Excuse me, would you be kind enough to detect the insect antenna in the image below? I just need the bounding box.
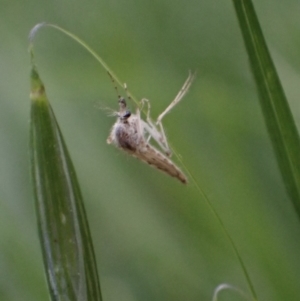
[107,71,122,100]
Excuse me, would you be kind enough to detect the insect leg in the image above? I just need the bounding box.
[140,98,154,142]
[151,71,195,156]
[156,71,196,124]
[139,98,172,155]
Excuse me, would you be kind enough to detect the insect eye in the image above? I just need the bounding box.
[122,111,131,119]
[118,110,131,120]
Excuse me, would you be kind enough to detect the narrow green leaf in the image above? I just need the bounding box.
[232,0,300,217]
[29,66,102,301]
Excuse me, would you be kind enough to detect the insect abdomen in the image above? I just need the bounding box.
[137,145,187,184]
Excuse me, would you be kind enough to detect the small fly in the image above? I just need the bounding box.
[107,71,195,184]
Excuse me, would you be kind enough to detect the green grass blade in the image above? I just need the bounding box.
[29,23,139,106]
[232,0,300,217]
[29,66,102,301]
[28,24,258,300]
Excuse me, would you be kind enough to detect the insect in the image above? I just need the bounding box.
[107,71,195,184]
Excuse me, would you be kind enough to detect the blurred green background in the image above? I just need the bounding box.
[1,0,300,300]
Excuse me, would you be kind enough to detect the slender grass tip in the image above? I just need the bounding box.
[29,22,47,43]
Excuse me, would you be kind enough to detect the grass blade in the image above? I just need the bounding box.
[232,0,300,217]
[29,65,102,301]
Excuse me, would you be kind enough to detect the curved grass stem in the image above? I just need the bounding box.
[29,23,258,301]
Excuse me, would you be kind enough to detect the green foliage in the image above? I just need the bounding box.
[233,0,300,218]
[1,1,300,301]
[30,66,102,301]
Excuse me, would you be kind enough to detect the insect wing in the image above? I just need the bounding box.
[136,145,187,184]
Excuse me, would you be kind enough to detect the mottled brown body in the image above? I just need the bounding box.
[107,101,187,184]
[107,72,195,184]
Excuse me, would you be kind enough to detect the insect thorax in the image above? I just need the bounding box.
[113,115,145,152]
